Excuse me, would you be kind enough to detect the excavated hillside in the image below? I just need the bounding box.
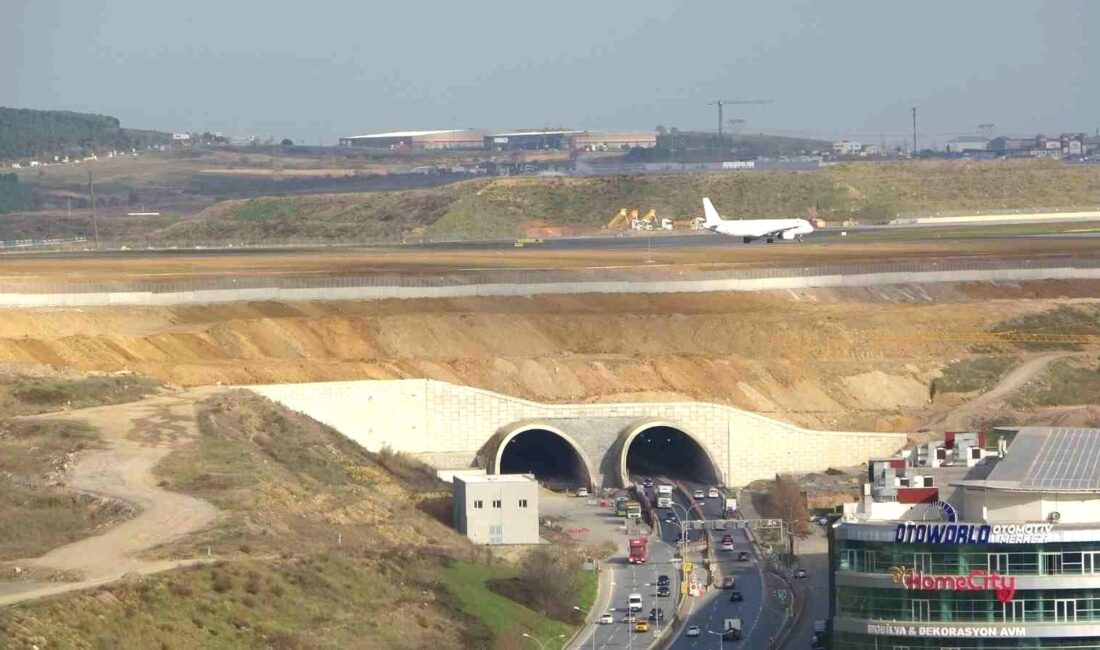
[0,281,1096,432]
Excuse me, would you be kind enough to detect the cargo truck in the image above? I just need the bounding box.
[722,618,742,641]
[657,484,673,497]
[615,496,630,517]
[626,502,642,521]
[628,537,649,564]
[656,496,673,509]
[724,498,738,517]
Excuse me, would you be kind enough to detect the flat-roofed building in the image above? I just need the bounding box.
[338,129,484,150]
[453,473,539,545]
[830,427,1100,649]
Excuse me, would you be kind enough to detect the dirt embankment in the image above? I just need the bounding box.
[0,284,1093,431]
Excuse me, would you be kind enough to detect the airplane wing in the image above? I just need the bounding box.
[760,224,804,238]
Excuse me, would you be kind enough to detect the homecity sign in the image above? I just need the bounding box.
[891,566,1017,603]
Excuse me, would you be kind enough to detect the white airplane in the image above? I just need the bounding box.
[702,197,814,243]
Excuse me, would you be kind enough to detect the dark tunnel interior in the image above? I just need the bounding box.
[498,429,590,489]
[624,426,719,485]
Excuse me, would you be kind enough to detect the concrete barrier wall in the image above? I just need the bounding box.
[2,265,1099,308]
[248,379,906,487]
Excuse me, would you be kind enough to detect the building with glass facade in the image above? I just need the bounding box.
[829,427,1100,649]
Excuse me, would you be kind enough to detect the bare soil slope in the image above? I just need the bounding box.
[0,283,1094,431]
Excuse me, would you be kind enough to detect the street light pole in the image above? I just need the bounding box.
[572,605,595,650]
[707,629,723,650]
[521,632,565,650]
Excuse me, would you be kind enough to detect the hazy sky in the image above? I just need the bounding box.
[3,0,1096,146]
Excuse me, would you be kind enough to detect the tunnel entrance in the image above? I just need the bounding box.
[497,428,591,490]
[623,425,720,486]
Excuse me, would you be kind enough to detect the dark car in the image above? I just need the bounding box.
[648,608,665,621]
[657,586,671,597]
[729,590,743,602]
[737,551,751,562]
[643,478,653,488]
[657,575,671,587]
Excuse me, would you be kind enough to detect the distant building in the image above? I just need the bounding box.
[338,129,483,150]
[453,474,539,545]
[171,133,191,145]
[570,131,657,151]
[832,140,862,156]
[485,130,582,151]
[944,136,988,153]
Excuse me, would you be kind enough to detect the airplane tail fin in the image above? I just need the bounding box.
[702,198,723,227]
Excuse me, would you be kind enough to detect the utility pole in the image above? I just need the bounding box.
[911,106,918,153]
[87,170,100,250]
[707,99,772,160]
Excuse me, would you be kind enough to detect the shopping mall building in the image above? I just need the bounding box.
[829,427,1100,649]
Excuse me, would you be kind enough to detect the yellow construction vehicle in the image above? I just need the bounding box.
[607,208,631,230]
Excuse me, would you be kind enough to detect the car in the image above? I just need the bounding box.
[737,551,751,562]
[576,487,588,497]
[657,586,671,597]
[664,513,676,523]
[643,478,653,488]
[729,590,743,602]
[722,576,736,589]
[721,534,734,545]
[657,575,671,587]
[708,487,720,498]
[693,489,705,499]
[818,516,830,526]
[634,620,650,633]
[648,608,665,621]
[599,612,614,624]
[794,568,809,579]
[685,625,701,637]
[621,613,637,623]
[719,540,735,552]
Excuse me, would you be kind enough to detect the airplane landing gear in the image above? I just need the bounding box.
[743,236,752,244]
[765,237,774,244]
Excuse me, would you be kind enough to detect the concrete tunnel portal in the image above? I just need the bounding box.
[621,423,721,487]
[496,425,593,490]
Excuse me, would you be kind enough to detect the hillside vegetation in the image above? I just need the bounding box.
[0,107,127,160]
[1,391,577,649]
[146,160,1100,244]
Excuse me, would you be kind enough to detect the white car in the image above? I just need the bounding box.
[576,487,588,497]
[599,613,614,625]
[693,489,705,499]
[720,541,735,552]
[708,487,720,498]
[686,625,701,637]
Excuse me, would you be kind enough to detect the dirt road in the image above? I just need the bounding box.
[927,353,1074,431]
[0,389,222,607]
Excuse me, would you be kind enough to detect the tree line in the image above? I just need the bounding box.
[0,106,153,160]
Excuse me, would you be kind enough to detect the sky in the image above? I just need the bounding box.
[2,0,1096,146]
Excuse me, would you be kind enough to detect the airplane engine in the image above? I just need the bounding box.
[781,231,796,240]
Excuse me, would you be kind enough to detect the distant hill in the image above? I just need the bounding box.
[0,106,167,160]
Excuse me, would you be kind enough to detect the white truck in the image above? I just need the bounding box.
[657,484,672,497]
[724,498,738,517]
[722,618,742,640]
[628,593,644,612]
[657,495,673,509]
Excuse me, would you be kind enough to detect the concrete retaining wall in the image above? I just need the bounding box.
[2,266,1099,307]
[248,379,906,487]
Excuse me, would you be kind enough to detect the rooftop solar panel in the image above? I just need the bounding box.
[1019,428,1100,491]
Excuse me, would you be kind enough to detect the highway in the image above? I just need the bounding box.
[661,483,786,650]
[574,482,683,650]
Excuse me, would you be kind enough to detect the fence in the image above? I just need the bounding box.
[0,256,1098,307]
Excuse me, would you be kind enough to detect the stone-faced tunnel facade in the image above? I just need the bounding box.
[248,379,907,488]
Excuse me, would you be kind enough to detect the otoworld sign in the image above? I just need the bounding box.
[893,522,1054,545]
[891,566,1017,604]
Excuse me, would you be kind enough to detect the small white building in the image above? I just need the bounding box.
[453,474,540,545]
[945,136,989,153]
[832,140,863,155]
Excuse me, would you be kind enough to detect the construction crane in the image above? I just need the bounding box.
[707,99,773,153]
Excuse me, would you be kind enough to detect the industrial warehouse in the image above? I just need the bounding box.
[338,128,656,151]
[829,427,1100,649]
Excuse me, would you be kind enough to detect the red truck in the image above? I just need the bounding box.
[628,537,649,564]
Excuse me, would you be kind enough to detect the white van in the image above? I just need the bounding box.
[628,593,643,612]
